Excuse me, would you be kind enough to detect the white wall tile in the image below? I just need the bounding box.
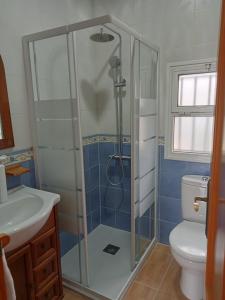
[93,0,221,137]
[0,0,221,148]
[10,113,32,150]
[0,0,93,151]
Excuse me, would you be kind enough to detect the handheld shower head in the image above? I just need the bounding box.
[109,56,121,69]
[109,56,121,83]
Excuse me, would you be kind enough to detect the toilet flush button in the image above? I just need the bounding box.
[202,176,208,181]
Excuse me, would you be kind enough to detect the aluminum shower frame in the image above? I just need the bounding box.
[22,14,159,300]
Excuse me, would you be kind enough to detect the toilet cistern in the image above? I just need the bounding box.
[193,178,210,212]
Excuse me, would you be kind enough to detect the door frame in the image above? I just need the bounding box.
[206,0,225,298]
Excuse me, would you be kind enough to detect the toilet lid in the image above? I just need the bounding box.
[169,221,207,263]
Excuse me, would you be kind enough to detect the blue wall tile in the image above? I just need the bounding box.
[138,216,150,238]
[101,206,116,227]
[59,231,78,256]
[92,209,101,230]
[99,142,115,165]
[122,144,131,156]
[6,159,36,190]
[7,176,20,190]
[116,211,131,231]
[85,165,99,192]
[159,220,177,245]
[159,196,182,224]
[82,139,132,234]
[83,145,89,171]
[89,143,99,168]
[86,187,100,214]
[100,186,129,210]
[159,145,210,199]
[87,214,92,233]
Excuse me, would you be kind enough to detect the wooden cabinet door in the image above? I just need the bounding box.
[7,245,35,300]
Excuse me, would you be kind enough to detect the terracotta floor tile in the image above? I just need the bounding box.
[63,288,90,300]
[135,244,172,289]
[123,282,157,300]
[158,259,188,300]
[156,291,188,300]
[149,243,172,261]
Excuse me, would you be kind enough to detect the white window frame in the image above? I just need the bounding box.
[165,58,217,163]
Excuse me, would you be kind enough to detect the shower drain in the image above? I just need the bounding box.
[103,244,120,255]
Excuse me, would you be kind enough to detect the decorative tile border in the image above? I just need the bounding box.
[158,136,165,145]
[83,135,164,146]
[83,134,131,146]
[0,149,33,166]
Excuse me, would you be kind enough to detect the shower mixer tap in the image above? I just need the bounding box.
[114,78,126,88]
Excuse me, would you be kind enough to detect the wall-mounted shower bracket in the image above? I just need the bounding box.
[114,78,126,88]
[108,154,131,160]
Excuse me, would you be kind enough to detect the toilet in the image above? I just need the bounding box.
[169,175,209,300]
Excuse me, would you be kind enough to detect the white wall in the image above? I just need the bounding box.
[0,0,221,151]
[75,25,132,138]
[92,0,221,136]
[0,0,93,151]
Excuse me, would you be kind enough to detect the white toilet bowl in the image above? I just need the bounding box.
[170,220,207,300]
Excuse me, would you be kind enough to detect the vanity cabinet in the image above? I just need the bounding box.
[6,207,63,300]
[7,245,34,300]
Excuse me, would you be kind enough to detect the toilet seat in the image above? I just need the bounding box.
[169,220,207,263]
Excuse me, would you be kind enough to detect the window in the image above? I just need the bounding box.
[165,59,217,163]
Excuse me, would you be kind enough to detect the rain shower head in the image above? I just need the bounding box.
[90,28,114,42]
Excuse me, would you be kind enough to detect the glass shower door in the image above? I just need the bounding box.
[131,39,158,264]
[28,33,89,285]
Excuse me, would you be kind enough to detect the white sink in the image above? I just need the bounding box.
[0,185,60,252]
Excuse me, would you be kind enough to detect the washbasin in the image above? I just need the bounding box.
[0,185,60,252]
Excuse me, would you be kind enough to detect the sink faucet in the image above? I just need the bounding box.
[0,164,8,203]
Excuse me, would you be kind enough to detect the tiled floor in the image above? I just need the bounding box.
[63,244,188,300]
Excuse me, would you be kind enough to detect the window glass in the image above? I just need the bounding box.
[178,72,217,107]
[173,116,214,153]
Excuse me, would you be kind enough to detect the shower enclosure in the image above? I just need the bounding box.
[23,15,159,300]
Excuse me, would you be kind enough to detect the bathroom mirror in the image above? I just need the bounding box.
[0,55,14,149]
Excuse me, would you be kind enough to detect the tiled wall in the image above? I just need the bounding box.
[0,148,36,190]
[158,144,210,244]
[83,136,131,233]
[60,136,131,256]
[7,159,36,190]
[92,0,221,137]
[0,0,94,152]
[99,142,131,231]
[84,142,101,233]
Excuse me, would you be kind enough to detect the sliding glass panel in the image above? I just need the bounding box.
[28,34,87,284]
[132,40,158,263]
